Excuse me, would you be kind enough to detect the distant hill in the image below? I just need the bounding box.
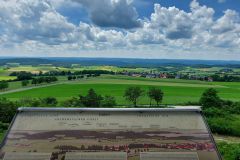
[0,58,57,66]
[0,57,239,67]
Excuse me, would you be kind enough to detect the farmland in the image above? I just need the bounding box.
[0,60,240,160]
[0,76,16,81]
[0,75,240,105]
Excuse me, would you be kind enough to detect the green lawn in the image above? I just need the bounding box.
[1,75,239,105]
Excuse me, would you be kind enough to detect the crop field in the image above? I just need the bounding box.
[6,65,70,74]
[0,76,16,81]
[0,75,240,105]
[2,65,153,74]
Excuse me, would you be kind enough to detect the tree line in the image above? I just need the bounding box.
[0,76,58,90]
[9,70,115,80]
[31,76,58,86]
[211,74,240,82]
[67,74,100,81]
[65,87,164,108]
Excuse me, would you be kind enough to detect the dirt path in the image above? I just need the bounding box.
[0,82,66,95]
[214,134,240,143]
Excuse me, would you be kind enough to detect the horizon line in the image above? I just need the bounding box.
[0,56,240,62]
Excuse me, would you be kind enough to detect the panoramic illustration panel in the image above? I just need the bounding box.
[0,111,220,160]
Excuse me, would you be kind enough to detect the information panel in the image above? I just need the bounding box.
[0,108,221,160]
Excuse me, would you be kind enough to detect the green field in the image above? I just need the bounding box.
[1,75,239,105]
[0,76,16,81]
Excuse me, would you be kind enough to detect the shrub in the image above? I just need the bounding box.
[0,98,18,123]
[0,81,9,90]
[61,97,83,107]
[208,117,234,135]
[102,95,116,108]
[0,122,9,132]
[203,107,230,118]
[21,80,29,87]
[229,102,240,114]
[40,97,58,107]
[218,142,240,160]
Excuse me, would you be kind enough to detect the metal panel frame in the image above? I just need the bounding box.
[201,112,223,160]
[0,112,18,150]
[17,107,201,112]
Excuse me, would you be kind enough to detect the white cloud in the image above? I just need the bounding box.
[0,0,76,45]
[212,9,240,33]
[150,4,193,39]
[0,0,239,60]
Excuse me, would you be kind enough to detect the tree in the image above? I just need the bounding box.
[199,88,222,109]
[148,87,164,106]
[39,71,43,76]
[79,88,103,107]
[0,81,9,90]
[14,71,33,81]
[72,76,77,80]
[68,76,73,81]
[21,80,29,87]
[77,75,84,79]
[32,78,38,86]
[124,86,144,107]
[102,95,116,108]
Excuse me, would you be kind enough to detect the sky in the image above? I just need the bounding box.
[0,0,240,60]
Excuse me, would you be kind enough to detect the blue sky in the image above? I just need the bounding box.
[0,0,240,60]
[135,0,240,17]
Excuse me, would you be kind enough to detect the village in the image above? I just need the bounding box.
[119,70,215,82]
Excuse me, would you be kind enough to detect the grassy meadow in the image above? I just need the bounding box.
[0,75,240,105]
